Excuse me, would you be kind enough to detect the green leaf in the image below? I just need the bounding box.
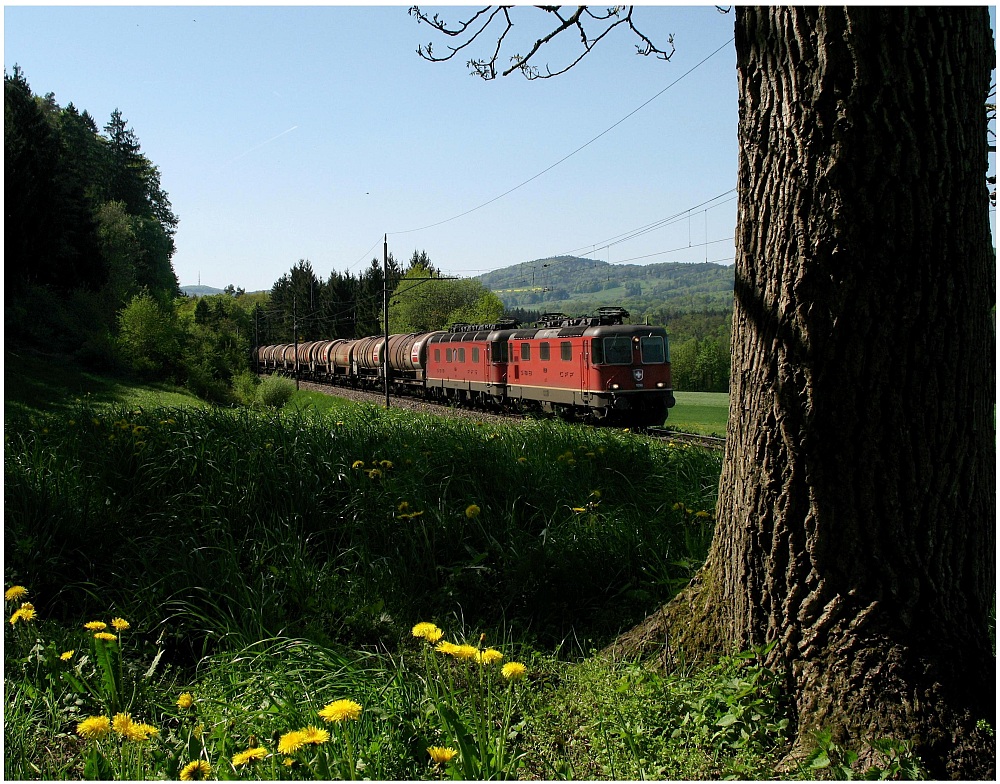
[83,749,113,780]
[438,704,480,780]
[92,637,120,713]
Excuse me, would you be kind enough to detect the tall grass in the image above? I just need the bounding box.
[5,401,721,659]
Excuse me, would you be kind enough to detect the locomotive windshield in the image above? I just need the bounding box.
[600,335,633,365]
[640,336,667,363]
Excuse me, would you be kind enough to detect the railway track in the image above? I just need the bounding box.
[644,427,727,450]
[288,376,727,449]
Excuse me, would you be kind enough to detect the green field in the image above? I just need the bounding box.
[4,351,205,418]
[667,390,730,436]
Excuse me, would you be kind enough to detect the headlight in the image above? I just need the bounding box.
[656,382,665,388]
[611,383,620,390]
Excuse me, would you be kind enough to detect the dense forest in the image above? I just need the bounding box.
[6,68,731,397]
[5,66,178,358]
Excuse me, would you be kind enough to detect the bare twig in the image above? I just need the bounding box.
[410,5,674,81]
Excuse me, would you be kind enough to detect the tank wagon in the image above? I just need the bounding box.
[255,307,675,427]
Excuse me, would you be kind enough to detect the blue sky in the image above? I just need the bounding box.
[5,5,995,292]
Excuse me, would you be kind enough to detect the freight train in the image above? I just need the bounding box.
[254,307,675,427]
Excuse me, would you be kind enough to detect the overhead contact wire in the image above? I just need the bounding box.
[387,36,735,237]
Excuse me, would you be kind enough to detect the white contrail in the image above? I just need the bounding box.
[226,125,299,164]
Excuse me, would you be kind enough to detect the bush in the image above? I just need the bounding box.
[116,293,181,378]
[255,374,296,408]
[231,370,259,406]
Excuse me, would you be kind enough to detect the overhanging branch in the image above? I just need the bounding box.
[410,5,674,81]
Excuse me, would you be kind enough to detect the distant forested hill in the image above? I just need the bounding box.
[476,256,734,321]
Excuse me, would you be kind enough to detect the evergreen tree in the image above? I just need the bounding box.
[4,66,105,298]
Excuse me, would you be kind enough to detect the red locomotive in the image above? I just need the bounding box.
[254,307,675,427]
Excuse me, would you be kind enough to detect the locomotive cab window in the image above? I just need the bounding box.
[640,336,666,364]
[520,343,531,361]
[457,347,466,363]
[472,347,480,363]
[539,342,550,361]
[434,349,441,363]
[560,341,572,361]
[601,335,633,365]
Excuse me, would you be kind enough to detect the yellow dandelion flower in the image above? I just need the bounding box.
[283,758,296,767]
[128,723,159,742]
[571,506,587,513]
[300,725,330,744]
[435,640,461,656]
[351,460,365,469]
[367,468,382,480]
[318,699,363,723]
[398,501,410,513]
[695,510,712,519]
[110,617,130,631]
[477,648,504,665]
[5,585,28,602]
[278,730,307,754]
[60,650,75,661]
[111,713,135,737]
[411,622,444,642]
[427,746,458,764]
[94,631,117,642]
[232,746,268,766]
[177,692,195,710]
[465,504,481,519]
[501,662,528,681]
[76,715,111,739]
[179,760,211,781]
[84,621,107,631]
[452,644,480,660]
[517,456,528,463]
[380,459,393,469]
[10,604,35,624]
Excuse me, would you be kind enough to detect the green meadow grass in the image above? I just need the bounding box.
[4,368,859,780]
[4,351,205,418]
[667,391,730,436]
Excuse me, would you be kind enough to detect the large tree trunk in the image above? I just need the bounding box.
[611,7,995,778]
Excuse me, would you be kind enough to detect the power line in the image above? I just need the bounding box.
[387,36,735,237]
[557,190,736,258]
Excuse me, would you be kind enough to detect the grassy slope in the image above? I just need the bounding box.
[1,361,812,782]
[4,351,205,418]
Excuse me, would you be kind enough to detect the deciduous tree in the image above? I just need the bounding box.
[412,6,995,777]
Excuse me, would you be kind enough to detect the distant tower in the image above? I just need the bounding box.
[198,272,201,286]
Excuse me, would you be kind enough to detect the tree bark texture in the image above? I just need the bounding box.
[614,7,995,778]
[724,7,995,776]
